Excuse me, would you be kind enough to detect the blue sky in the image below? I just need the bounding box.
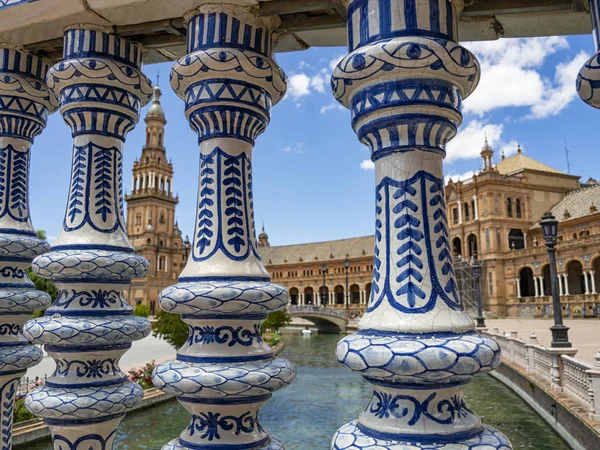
[30,35,599,246]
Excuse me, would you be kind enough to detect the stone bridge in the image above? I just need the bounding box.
[288,306,349,333]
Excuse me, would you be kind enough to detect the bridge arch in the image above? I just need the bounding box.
[288,306,348,333]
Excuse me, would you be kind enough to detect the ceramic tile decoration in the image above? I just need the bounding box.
[330,1,513,448]
[151,5,294,449]
[21,28,153,449]
[0,45,56,449]
[578,0,600,108]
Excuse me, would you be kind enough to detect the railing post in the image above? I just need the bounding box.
[526,333,539,373]
[151,5,294,449]
[586,350,600,421]
[0,45,57,449]
[22,27,153,448]
[331,1,512,448]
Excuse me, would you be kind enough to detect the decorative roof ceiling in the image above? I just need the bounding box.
[259,235,373,265]
[0,0,594,64]
[495,150,566,175]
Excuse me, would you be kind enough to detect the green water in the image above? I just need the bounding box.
[26,334,570,449]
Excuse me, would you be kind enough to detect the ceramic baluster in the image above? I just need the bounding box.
[22,28,153,449]
[578,0,600,108]
[330,1,513,449]
[151,5,295,449]
[0,46,57,449]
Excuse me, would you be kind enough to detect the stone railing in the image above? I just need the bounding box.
[483,328,600,421]
[288,305,348,319]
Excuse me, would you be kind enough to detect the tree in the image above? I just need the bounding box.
[29,230,57,317]
[153,310,189,349]
[261,310,291,333]
[134,304,150,318]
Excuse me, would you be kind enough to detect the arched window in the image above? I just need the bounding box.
[519,267,535,297]
[159,214,165,224]
[289,288,299,305]
[158,157,161,164]
[508,229,525,250]
[467,234,478,258]
[146,238,151,245]
[334,285,345,305]
[350,284,360,304]
[452,237,462,258]
[566,260,585,295]
[303,287,314,305]
[515,199,522,218]
[506,198,513,218]
[464,203,470,221]
[471,199,476,219]
[542,265,552,296]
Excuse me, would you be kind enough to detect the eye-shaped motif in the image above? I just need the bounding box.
[391,42,434,62]
[448,45,473,68]
[248,55,270,70]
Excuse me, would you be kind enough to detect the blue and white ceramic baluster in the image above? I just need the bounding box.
[22,28,153,449]
[330,1,513,449]
[0,46,57,449]
[152,5,294,449]
[578,0,600,108]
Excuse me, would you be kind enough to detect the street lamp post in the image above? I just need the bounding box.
[541,212,572,348]
[471,259,485,329]
[344,257,350,311]
[321,264,328,308]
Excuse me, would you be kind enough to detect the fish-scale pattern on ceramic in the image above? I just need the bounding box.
[0,234,50,260]
[32,250,149,280]
[332,422,512,450]
[25,381,143,419]
[0,344,43,372]
[159,281,288,314]
[163,436,285,450]
[23,316,150,346]
[153,358,295,397]
[0,289,51,314]
[337,333,500,383]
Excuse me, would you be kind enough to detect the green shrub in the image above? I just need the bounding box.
[134,304,151,318]
[14,397,35,423]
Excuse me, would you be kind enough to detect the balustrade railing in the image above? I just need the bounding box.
[482,329,600,421]
[288,305,348,319]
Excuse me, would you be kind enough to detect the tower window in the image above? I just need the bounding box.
[135,215,141,226]
[160,214,165,224]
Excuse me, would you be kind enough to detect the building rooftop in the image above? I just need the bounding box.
[548,183,600,223]
[495,149,566,176]
[259,235,374,265]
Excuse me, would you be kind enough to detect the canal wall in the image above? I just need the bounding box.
[13,387,175,448]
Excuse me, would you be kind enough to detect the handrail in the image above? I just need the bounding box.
[288,305,348,319]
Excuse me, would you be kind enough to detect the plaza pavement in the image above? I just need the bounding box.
[485,318,600,365]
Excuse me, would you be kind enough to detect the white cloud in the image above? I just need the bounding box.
[463,37,587,118]
[320,102,345,114]
[281,142,304,154]
[498,140,521,158]
[529,51,590,119]
[446,120,503,163]
[287,74,312,100]
[360,159,375,171]
[445,170,476,184]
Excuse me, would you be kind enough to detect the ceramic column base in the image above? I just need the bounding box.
[45,414,124,450]
[332,422,512,450]
[163,436,285,450]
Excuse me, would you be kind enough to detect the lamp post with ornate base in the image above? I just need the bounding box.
[330,1,512,449]
[540,212,572,348]
[344,257,349,311]
[322,263,328,307]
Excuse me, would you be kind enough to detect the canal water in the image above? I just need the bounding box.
[27,334,570,450]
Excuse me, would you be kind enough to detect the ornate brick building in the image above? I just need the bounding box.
[262,139,600,318]
[124,84,190,314]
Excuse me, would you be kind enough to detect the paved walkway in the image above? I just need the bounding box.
[25,334,176,381]
[485,319,600,365]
